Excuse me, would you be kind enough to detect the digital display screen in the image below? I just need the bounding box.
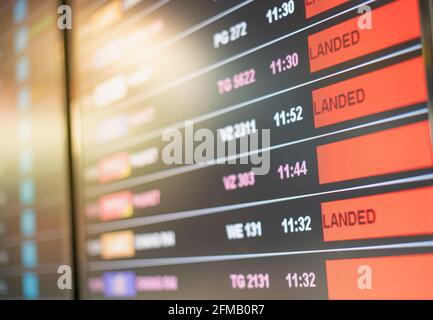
[0,0,73,299]
[0,0,431,301]
[69,0,433,299]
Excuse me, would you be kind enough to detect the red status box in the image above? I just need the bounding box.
[321,186,433,242]
[326,254,433,299]
[305,0,350,19]
[317,121,433,184]
[313,57,427,128]
[308,0,421,72]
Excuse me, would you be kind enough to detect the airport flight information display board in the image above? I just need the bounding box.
[72,0,433,299]
[0,0,73,299]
